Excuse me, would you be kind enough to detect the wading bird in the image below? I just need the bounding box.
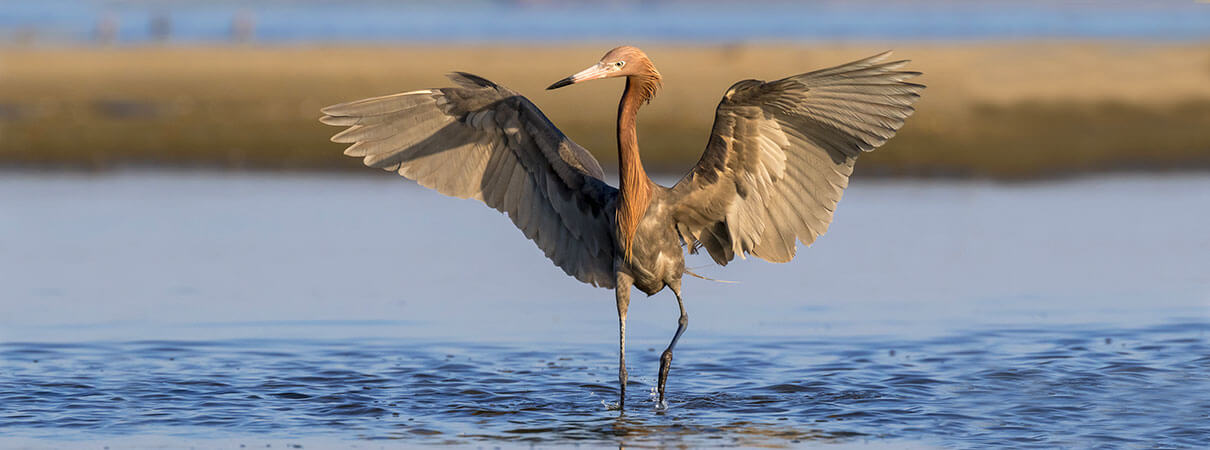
[320,47,923,409]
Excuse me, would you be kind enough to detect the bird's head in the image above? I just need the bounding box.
[547,46,661,90]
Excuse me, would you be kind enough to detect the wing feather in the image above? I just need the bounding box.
[670,52,922,265]
[321,74,617,288]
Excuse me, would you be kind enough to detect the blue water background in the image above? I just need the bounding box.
[3,0,1210,44]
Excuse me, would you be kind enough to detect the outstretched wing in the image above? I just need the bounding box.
[320,73,618,288]
[669,52,923,265]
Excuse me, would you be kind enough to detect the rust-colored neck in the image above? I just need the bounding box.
[616,76,655,262]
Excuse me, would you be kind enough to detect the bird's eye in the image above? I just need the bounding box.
[614,61,625,68]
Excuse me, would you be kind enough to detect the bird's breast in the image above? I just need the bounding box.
[615,198,685,296]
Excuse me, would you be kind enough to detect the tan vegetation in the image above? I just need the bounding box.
[1,43,1209,178]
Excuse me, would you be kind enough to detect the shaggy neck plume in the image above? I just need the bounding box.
[616,73,660,262]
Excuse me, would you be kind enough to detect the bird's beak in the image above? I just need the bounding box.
[547,63,610,90]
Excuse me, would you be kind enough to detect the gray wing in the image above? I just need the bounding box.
[320,73,618,288]
[669,52,923,265]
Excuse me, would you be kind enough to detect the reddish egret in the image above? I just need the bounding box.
[320,46,923,409]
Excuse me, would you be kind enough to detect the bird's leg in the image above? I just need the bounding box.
[657,290,688,408]
[615,275,632,410]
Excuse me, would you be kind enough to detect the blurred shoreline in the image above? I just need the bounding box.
[2,42,1209,179]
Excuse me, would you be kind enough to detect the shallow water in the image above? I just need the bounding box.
[3,323,1209,448]
[1,172,1208,447]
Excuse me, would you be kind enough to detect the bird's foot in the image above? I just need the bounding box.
[650,387,668,410]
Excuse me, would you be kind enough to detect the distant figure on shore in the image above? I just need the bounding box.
[95,12,118,45]
[150,12,171,43]
[232,9,256,44]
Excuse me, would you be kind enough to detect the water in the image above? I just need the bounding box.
[1,172,1208,447]
[6,0,1210,44]
[4,324,1209,448]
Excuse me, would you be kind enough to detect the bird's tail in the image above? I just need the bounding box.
[684,267,739,284]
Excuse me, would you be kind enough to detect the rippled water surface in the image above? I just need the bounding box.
[3,324,1209,448]
[2,173,1208,448]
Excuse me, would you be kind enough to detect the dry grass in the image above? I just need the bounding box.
[1,43,1209,178]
